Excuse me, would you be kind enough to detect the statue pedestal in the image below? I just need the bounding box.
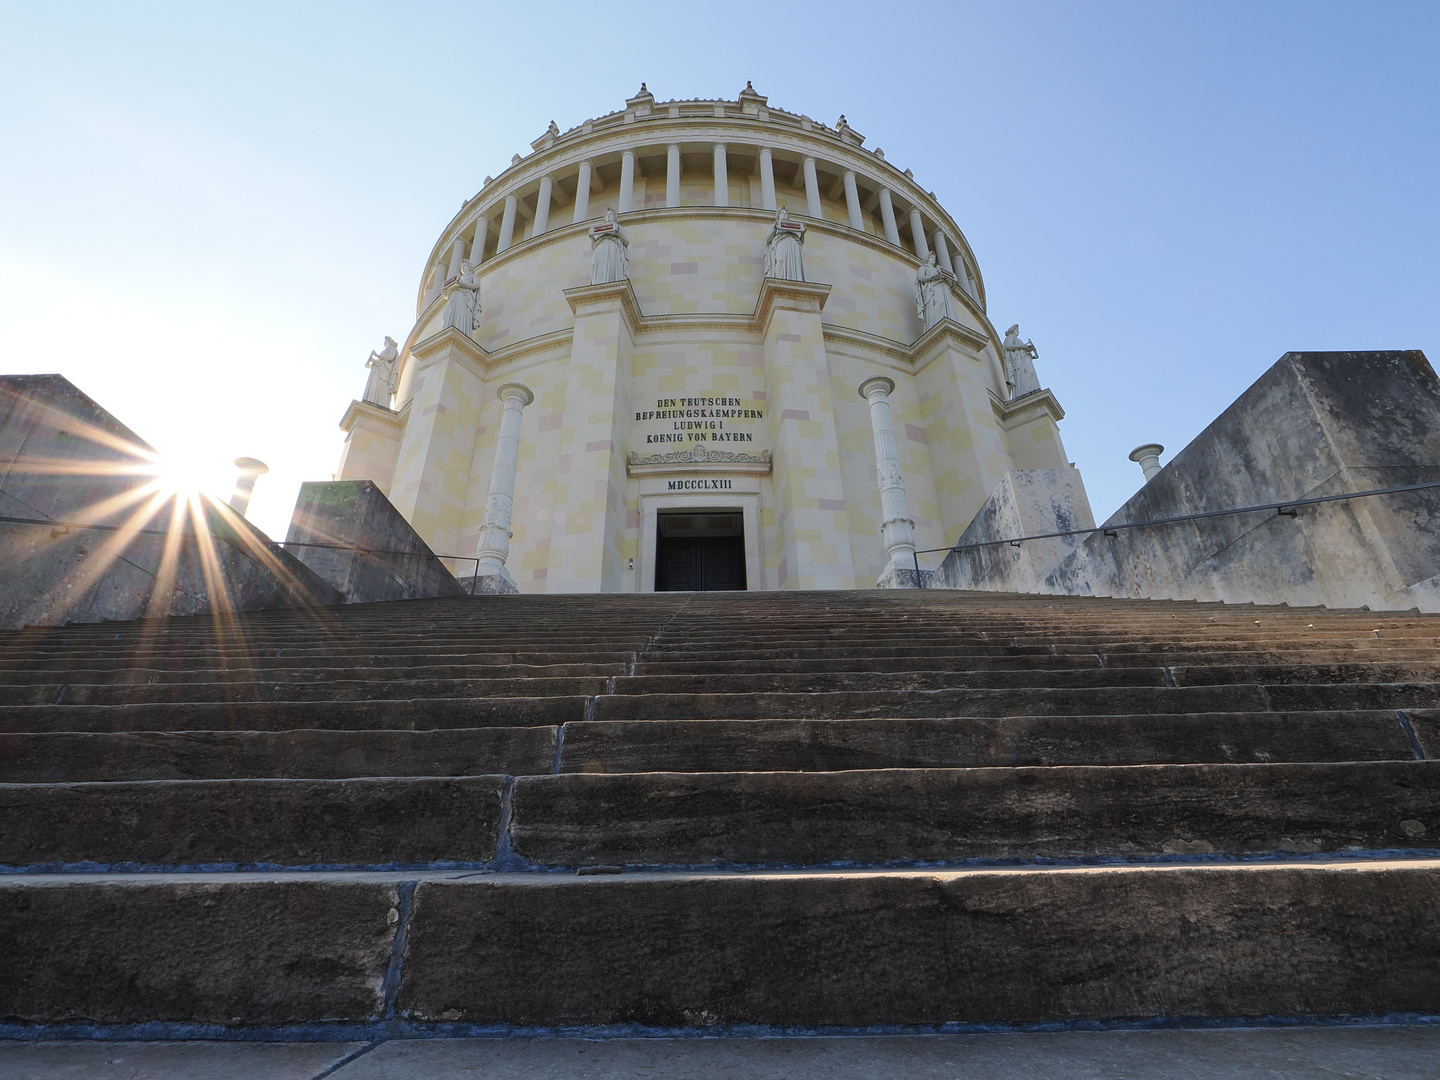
[876,563,934,590]
[465,570,519,595]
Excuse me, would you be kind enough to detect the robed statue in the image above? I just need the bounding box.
[1003,324,1042,400]
[763,206,806,281]
[363,336,400,409]
[440,260,481,335]
[589,208,630,284]
[915,253,956,330]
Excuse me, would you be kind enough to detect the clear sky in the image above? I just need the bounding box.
[3,1,1437,546]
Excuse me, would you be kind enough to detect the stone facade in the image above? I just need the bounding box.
[336,85,1084,591]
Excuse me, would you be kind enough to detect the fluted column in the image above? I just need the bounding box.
[573,161,593,223]
[908,208,930,260]
[932,231,954,274]
[877,188,900,245]
[858,376,917,583]
[424,262,446,305]
[496,195,518,253]
[666,144,681,207]
[713,143,728,207]
[471,216,489,266]
[446,237,466,279]
[1129,443,1165,482]
[533,175,554,236]
[475,382,536,584]
[802,156,822,218]
[618,149,636,213]
[842,170,863,230]
[759,147,776,211]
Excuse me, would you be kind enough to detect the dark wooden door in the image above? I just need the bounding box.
[655,535,747,591]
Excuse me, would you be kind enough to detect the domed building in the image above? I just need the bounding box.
[336,83,1089,593]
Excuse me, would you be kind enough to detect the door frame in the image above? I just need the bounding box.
[637,493,763,592]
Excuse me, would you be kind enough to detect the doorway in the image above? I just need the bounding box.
[654,511,747,591]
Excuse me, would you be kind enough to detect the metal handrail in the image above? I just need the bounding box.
[0,514,483,597]
[908,478,1440,588]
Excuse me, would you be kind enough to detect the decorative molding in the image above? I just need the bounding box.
[990,387,1066,426]
[340,398,409,437]
[753,277,832,331]
[563,279,645,327]
[627,445,773,477]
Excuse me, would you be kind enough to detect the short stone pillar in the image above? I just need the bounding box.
[474,382,535,593]
[858,376,921,587]
[229,457,269,519]
[1129,443,1165,482]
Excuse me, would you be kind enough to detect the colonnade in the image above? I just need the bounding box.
[422,139,980,308]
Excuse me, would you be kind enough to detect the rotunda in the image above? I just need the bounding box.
[336,83,1089,592]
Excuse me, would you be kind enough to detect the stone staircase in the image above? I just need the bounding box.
[1,590,1438,1034]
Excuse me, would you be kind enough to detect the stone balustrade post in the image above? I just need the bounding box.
[1129,443,1165,482]
[573,161,593,223]
[713,143,728,207]
[666,144,681,207]
[759,147,777,211]
[533,175,554,236]
[843,170,863,230]
[908,207,930,260]
[475,382,536,588]
[497,195,518,253]
[618,149,636,213]
[858,376,918,584]
[802,156,822,218]
[878,187,900,246]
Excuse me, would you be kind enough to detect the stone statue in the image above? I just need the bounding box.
[915,253,956,330]
[763,206,806,281]
[440,260,481,335]
[589,207,630,284]
[363,336,399,408]
[1003,324,1042,399]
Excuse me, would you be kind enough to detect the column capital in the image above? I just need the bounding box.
[802,154,817,166]
[843,167,857,179]
[713,141,727,150]
[667,143,681,152]
[496,382,535,408]
[858,375,896,401]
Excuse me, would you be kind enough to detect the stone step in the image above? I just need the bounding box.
[557,710,1429,772]
[5,762,1435,870]
[0,727,557,782]
[0,777,504,870]
[4,861,1438,1027]
[0,696,586,733]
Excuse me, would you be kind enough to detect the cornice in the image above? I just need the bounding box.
[564,279,645,327]
[989,387,1066,426]
[339,398,404,435]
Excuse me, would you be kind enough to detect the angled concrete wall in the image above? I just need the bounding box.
[0,375,341,629]
[285,480,466,603]
[938,351,1440,613]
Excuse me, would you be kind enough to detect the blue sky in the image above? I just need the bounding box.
[2,1,1437,545]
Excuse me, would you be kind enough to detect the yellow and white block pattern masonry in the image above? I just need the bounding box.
[335,84,1089,591]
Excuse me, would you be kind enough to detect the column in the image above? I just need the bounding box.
[533,175,554,236]
[446,236,466,279]
[713,143,728,207]
[496,195,518,253]
[908,208,930,260]
[1129,444,1165,482]
[931,232,954,274]
[842,170,863,230]
[573,160,593,223]
[802,156,822,218]
[858,376,918,584]
[471,216,489,266]
[618,149,636,213]
[759,147,776,211]
[878,187,900,245]
[228,457,268,518]
[475,382,535,586]
[424,263,446,305]
[666,144,681,207]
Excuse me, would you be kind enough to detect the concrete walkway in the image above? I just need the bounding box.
[3,1026,1439,1079]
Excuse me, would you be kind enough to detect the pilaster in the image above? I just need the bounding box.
[757,278,857,589]
[991,387,1072,472]
[337,399,406,496]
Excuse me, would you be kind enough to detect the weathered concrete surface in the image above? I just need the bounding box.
[937,467,1095,593]
[510,763,1439,867]
[333,1028,1440,1080]
[285,480,465,603]
[0,375,342,629]
[397,863,1440,1027]
[0,875,402,1025]
[0,776,504,868]
[938,351,1440,612]
[0,1040,365,1080]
